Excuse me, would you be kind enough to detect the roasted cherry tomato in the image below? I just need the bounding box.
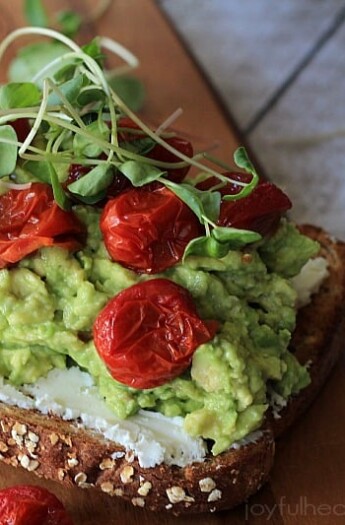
[218,181,292,236]
[197,172,292,236]
[118,118,193,182]
[10,118,31,143]
[0,485,74,525]
[100,184,201,274]
[0,183,83,268]
[94,278,218,389]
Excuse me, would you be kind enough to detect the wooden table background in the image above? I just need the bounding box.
[0,1,344,523]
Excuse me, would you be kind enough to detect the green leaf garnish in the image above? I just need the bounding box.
[57,10,82,38]
[119,161,165,187]
[183,227,261,261]
[0,82,41,109]
[24,0,48,27]
[9,42,68,83]
[183,236,229,260]
[48,163,70,210]
[212,227,261,247]
[223,147,259,201]
[73,120,110,158]
[68,164,114,198]
[47,75,84,106]
[0,126,18,177]
[234,146,256,175]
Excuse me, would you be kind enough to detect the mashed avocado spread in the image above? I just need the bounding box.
[0,206,319,455]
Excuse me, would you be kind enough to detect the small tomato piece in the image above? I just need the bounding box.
[218,181,292,236]
[100,184,201,273]
[0,183,83,268]
[0,485,73,525]
[94,278,218,389]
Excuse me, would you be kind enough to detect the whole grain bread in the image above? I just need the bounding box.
[0,225,343,515]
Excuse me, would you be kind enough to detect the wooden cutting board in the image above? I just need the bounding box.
[0,1,345,523]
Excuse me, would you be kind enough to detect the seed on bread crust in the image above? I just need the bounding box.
[199,477,216,493]
[207,489,222,502]
[13,422,27,436]
[100,481,114,494]
[120,465,134,484]
[99,458,115,470]
[49,433,59,445]
[138,481,152,497]
[75,472,87,486]
[132,497,145,507]
[166,486,195,504]
[0,441,8,453]
[67,457,79,468]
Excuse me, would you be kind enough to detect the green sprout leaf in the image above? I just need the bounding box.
[24,0,48,27]
[119,161,165,187]
[0,83,41,109]
[212,227,261,247]
[68,164,114,197]
[109,76,146,112]
[223,147,260,201]
[183,236,229,260]
[48,162,70,210]
[57,10,81,38]
[73,120,110,158]
[47,75,84,106]
[0,126,18,177]
[234,146,256,176]
[183,227,261,261]
[9,42,68,83]
[164,180,220,225]
[82,40,104,66]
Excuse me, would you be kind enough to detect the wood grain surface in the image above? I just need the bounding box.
[0,1,344,524]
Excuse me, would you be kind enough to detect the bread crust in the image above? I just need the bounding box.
[0,403,274,514]
[0,225,343,514]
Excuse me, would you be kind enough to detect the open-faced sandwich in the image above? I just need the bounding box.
[0,27,344,515]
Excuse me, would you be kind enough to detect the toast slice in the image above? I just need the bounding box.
[0,225,343,515]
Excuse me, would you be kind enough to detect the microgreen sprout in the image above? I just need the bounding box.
[0,26,262,259]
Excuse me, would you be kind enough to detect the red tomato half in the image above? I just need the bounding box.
[0,485,73,525]
[197,172,292,236]
[0,183,83,268]
[218,181,292,236]
[94,278,218,389]
[100,184,201,274]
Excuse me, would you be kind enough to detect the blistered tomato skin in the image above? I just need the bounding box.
[218,181,292,236]
[197,172,292,237]
[94,279,218,389]
[100,185,201,274]
[0,183,83,268]
[0,485,74,525]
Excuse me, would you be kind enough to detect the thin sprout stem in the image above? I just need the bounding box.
[109,86,233,180]
[46,79,85,129]
[19,79,50,156]
[0,27,81,67]
[100,37,139,69]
